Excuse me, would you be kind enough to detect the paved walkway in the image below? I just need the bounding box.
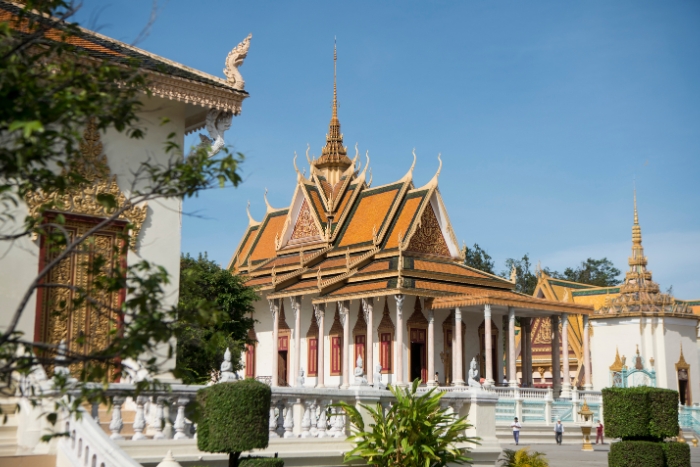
[499,443,700,466]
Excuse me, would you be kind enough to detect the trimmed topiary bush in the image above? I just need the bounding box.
[197,380,272,467]
[608,440,664,467]
[662,441,691,467]
[239,457,285,467]
[648,389,680,440]
[602,387,678,440]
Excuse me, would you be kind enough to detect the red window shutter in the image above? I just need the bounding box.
[331,336,342,375]
[245,343,255,378]
[380,333,392,372]
[308,338,318,376]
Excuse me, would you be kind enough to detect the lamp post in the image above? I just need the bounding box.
[578,400,594,452]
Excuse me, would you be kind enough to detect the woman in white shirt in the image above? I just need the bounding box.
[511,417,522,445]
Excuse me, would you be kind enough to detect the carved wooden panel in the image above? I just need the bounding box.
[290,199,320,240]
[407,205,450,257]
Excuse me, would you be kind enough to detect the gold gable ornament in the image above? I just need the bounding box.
[24,121,147,250]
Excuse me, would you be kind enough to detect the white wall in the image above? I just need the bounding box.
[0,96,185,371]
[590,316,699,395]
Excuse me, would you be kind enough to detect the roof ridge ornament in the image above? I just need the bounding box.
[246,200,258,225]
[264,188,276,212]
[224,33,252,90]
[306,144,313,165]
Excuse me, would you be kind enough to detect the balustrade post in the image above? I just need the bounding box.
[173,397,189,440]
[283,399,296,438]
[333,405,345,438]
[545,387,553,426]
[153,397,166,440]
[301,400,313,438]
[327,402,338,436]
[276,400,285,437]
[91,402,99,420]
[309,400,319,437]
[269,401,280,438]
[162,399,174,439]
[514,387,523,421]
[109,396,125,440]
[317,400,328,438]
[132,396,148,440]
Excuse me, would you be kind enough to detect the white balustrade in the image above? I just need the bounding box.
[58,407,141,467]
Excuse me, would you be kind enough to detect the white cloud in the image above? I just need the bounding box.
[537,230,700,299]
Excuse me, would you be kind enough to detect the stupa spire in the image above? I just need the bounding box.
[314,38,351,184]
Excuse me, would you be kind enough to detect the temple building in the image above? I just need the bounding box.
[228,47,594,391]
[526,194,700,401]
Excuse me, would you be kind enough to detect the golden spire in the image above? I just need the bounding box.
[315,38,351,178]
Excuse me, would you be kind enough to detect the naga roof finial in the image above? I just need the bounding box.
[224,33,252,90]
[246,200,258,225]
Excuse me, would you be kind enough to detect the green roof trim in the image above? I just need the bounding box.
[549,279,596,290]
[572,287,620,297]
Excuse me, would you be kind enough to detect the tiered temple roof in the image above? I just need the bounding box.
[228,48,600,316]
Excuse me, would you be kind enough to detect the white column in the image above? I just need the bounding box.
[508,307,517,388]
[427,308,436,387]
[395,294,406,387]
[270,299,280,387]
[522,318,531,387]
[551,315,561,397]
[362,298,374,386]
[583,314,592,390]
[453,307,465,386]
[561,313,572,398]
[497,315,505,386]
[291,296,302,387]
[484,304,494,387]
[339,300,350,389]
[525,319,533,387]
[314,304,325,388]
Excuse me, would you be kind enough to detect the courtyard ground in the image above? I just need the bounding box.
[499,443,700,466]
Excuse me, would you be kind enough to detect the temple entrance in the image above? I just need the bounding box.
[409,328,427,383]
[678,369,691,405]
[278,334,290,386]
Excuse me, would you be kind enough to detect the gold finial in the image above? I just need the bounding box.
[315,38,350,175]
[634,185,639,225]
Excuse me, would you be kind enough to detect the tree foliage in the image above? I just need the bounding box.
[176,253,256,384]
[463,243,495,274]
[502,254,538,295]
[548,257,621,287]
[339,379,478,467]
[0,0,246,436]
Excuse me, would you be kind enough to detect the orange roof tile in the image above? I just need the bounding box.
[412,260,491,279]
[234,225,259,269]
[245,276,273,287]
[308,189,328,224]
[358,260,391,274]
[334,184,356,221]
[327,280,390,297]
[249,212,288,263]
[337,186,401,247]
[385,195,423,249]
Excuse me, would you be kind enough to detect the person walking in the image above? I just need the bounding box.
[511,417,522,445]
[596,419,604,444]
[554,419,564,445]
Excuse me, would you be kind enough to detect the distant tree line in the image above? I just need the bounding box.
[462,243,622,295]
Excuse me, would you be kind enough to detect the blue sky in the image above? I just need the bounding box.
[76,1,700,297]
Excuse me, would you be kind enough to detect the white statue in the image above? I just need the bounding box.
[353,356,368,386]
[468,357,481,388]
[223,33,252,90]
[373,364,386,390]
[297,368,305,387]
[219,348,239,383]
[197,109,232,157]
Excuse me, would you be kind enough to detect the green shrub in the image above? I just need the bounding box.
[648,389,680,439]
[196,380,271,466]
[239,457,285,467]
[499,448,549,467]
[602,387,678,440]
[608,440,664,467]
[662,442,691,467]
[339,379,478,467]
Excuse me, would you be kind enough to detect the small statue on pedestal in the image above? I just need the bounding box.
[373,364,387,390]
[297,368,306,387]
[219,348,239,383]
[468,357,481,388]
[352,356,368,386]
